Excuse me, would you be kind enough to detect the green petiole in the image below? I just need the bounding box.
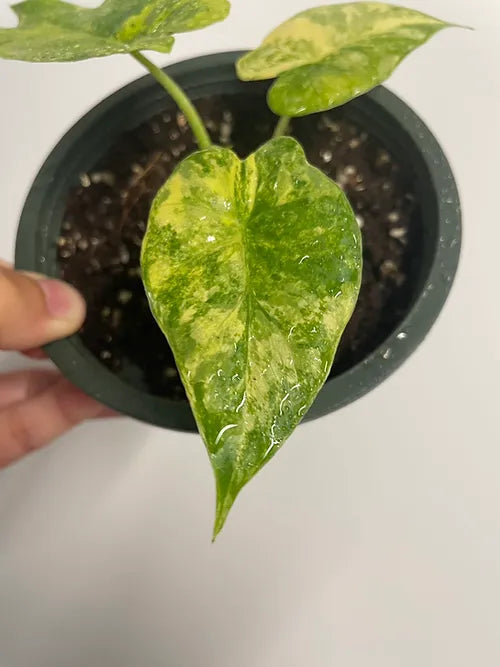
[132,51,212,150]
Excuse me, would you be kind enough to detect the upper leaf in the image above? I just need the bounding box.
[237,2,453,116]
[141,137,362,537]
[0,0,230,62]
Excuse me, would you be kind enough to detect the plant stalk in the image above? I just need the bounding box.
[273,115,291,139]
[132,51,211,150]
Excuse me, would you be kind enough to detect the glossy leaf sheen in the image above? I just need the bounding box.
[141,137,362,536]
[0,0,230,61]
[237,2,451,116]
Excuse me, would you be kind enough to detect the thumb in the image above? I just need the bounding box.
[0,265,86,351]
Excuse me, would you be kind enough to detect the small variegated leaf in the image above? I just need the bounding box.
[141,137,362,537]
[237,2,455,116]
[0,0,230,62]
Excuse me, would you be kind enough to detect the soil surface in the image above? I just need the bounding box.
[59,94,420,400]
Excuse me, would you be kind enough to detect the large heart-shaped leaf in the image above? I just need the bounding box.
[0,0,230,62]
[141,137,362,537]
[237,2,453,116]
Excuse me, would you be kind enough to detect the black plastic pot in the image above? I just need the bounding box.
[15,51,461,431]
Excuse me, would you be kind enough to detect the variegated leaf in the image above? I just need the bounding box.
[0,0,230,62]
[237,2,454,116]
[141,137,362,537]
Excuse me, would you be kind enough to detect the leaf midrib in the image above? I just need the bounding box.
[215,157,259,503]
[238,158,255,445]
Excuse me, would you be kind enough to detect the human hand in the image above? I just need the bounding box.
[0,262,113,469]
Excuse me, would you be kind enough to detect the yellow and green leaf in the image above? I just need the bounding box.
[237,2,454,116]
[0,0,230,62]
[141,137,362,537]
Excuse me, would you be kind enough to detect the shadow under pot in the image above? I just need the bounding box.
[15,51,461,432]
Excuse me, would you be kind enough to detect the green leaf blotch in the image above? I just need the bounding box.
[141,137,362,537]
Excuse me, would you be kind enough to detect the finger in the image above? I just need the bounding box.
[21,348,48,360]
[0,266,85,351]
[0,378,114,469]
[0,370,60,410]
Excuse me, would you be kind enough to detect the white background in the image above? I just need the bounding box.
[0,1,499,665]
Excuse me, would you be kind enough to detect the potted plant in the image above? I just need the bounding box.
[3,1,463,536]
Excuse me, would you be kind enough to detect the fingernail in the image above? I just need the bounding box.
[38,279,86,325]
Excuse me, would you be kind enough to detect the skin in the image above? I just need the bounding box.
[0,260,113,470]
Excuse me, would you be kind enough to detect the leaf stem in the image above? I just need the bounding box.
[132,51,211,150]
[273,115,291,139]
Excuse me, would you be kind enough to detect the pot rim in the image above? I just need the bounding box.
[15,50,461,431]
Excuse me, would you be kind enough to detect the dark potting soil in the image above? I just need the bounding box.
[59,94,420,401]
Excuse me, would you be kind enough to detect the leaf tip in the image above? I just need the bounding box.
[453,23,475,32]
[212,487,237,541]
[437,18,474,32]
